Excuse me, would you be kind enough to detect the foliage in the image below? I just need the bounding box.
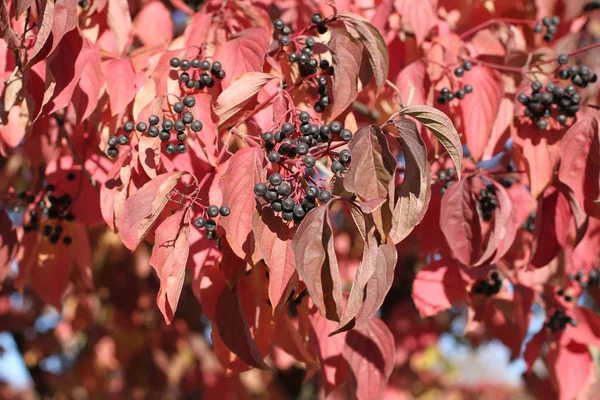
[1,0,600,398]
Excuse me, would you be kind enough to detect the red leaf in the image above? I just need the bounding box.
[218,147,266,260]
[547,341,592,400]
[394,0,438,44]
[215,284,269,369]
[213,27,270,89]
[459,66,503,161]
[395,60,430,106]
[183,11,213,48]
[41,28,85,117]
[72,38,104,123]
[524,330,546,371]
[440,178,483,265]
[328,28,362,119]
[119,171,186,251]
[15,0,35,19]
[0,0,19,49]
[149,209,191,324]
[531,185,572,268]
[215,72,277,127]
[343,317,395,400]
[334,228,397,333]
[106,0,132,55]
[30,237,75,309]
[338,13,389,90]
[412,260,467,317]
[100,152,130,231]
[309,307,349,395]
[133,1,173,47]
[389,118,432,244]
[27,0,78,68]
[0,209,18,284]
[104,58,137,115]
[558,117,600,219]
[251,207,297,312]
[220,236,249,286]
[292,206,343,322]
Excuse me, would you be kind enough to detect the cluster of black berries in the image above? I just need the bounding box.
[193,205,230,240]
[557,62,597,88]
[436,61,474,105]
[253,174,332,223]
[521,212,535,233]
[107,96,203,157]
[547,308,577,332]
[19,183,76,245]
[170,58,225,90]
[518,79,581,129]
[314,76,333,113]
[287,37,334,79]
[473,271,502,296]
[568,269,600,289]
[263,114,352,171]
[533,16,560,42]
[437,168,457,194]
[478,185,498,221]
[556,288,573,302]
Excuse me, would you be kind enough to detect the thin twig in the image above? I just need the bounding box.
[385,79,404,108]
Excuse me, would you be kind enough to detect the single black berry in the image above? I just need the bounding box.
[118,134,129,145]
[215,70,226,80]
[557,54,568,65]
[170,58,180,68]
[177,132,187,141]
[282,211,294,221]
[319,60,330,69]
[194,217,206,228]
[455,90,466,99]
[280,35,291,46]
[319,190,331,203]
[299,111,310,123]
[254,182,267,196]
[303,155,316,168]
[272,201,283,212]
[159,130,171,141]
[219,206,230,217]
[311,13,322,24]
[205,220,217,232]
[147,115,159,126]
[339,129,353,142]
[531,80,543,91]
[177,143,187,154]
[533,24,543,33]
[199,60,210,70]
[268,151,281,163]
[173,102,185,113]
[210,61,222,73]
[207,205,219,217]
[277,183,291,197]
[107,147,118,157]
[329,121,342,134]
[174,120,186,132]
[63,236,72,245]
[124,121,135,133]
[282,122,294,135]
[464,84,473,93]
[179,72,190,83]
[454,67,464,77]
[180,59,191,70]
[296,142,309,155]
[339,149,351,164]
[191,59,201,68]
[289,53,299,62]
[190,120,203,132]
[184,96,195,107]
[269,173,283,186]
[165,143,176,154]
[317,76,328,86]
[463,61,473,70]
[162,119,174,131]
[182,112,194,124]
[108,136,118,147]
[331,160,344,173]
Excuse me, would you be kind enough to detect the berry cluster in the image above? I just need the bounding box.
[477,185,498,221]
[473,271,502,296]
[533,16,560,42]
[437,167,457,194]
[274,15,335,112]
[253,174,331,223]
[170,58,226,90]
[263,113,353,173]
[106,96,203,158]
[518,79,581,129]
[19,182,76,245]
[557,61,597,88]
[546,308,577,332]
[521,212,535,233]
[193,205,230,240]
[568,269,600,289]
[436,61,474,105]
